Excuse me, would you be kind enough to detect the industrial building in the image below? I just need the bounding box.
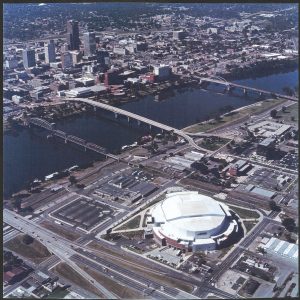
[244,184,276,200]
[149,191,238,252]
[261,237,298,262]
[224,159,253,176]
[257,137,276,155]
[248,121,291,138]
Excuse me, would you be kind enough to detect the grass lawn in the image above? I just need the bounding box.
[52,263,104,298]
[275,102,298,123]
[40,221,80,241]
[243,221,258,233]
[77,263,143,299]
[46,287,69,299]
[230,206,260,219]
[4,234,51,264]
[199,137,230,151]
[114,215,141,231]
[184,98,287,133]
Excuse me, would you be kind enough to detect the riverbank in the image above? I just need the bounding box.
[218,57,298,82]
[183,97,288,134]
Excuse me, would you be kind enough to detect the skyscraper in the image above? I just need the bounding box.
[96,49,110,66]
[66,20,80,50]
[45,40,56,63]
[61,52,73,69]
[83,32,96,56]
[22,49,36,68]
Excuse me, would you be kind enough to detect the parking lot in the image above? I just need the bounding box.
[52,197,114,231]
[246,168,295,192]
[277,152,298,170]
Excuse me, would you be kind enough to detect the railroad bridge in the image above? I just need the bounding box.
[27,117,119,160]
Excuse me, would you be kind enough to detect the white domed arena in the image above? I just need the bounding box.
[149,191,238,252]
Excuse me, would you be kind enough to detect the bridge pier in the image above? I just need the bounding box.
[226,85,233,93]
[137,120,141,126]
[115,113,118,119]
[243,88,248,96]
[64,139,67,144]
[94,106,97,112]
[149,124,152,130]
[127,116,130,123]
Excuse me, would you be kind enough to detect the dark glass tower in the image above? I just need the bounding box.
[66,20,80,50]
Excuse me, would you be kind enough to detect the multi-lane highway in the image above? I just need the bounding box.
[4,209,117,299]
[3,209,200,299]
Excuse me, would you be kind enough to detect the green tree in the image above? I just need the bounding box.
[69,175,77,185]
[269,200,281,212]
[270,109,277,118]
[22,234,34,245]
[282,217,296,232]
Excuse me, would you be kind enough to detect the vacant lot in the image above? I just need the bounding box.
[4,234,51,264]
[199,137,230,151]
[40,221,80,241]
[114,215,141,231]
[52,263,104,298]
[243,221,258,233]
[230,206,260,219]
[77,263,143,299]
[184,98,287,133]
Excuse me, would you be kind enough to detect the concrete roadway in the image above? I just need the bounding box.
[3,209,200,299]
[4,209,117,299]
[72,253,179,299]
[195,216,281,298]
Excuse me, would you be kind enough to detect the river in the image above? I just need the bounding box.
[3,70,298,198]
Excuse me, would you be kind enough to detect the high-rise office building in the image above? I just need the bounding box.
[96,49,110,66]
[22,49,36,68]
[66,20,80,50]
[173,30,187,40]
[45,40,56,63]
[83,32,96,56]
[61,52,73,69]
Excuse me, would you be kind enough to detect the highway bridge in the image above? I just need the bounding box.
[196,76,298,102]
[27,118,119,160]
[62,97,212,154]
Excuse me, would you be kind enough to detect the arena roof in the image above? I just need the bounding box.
[151,191,232,241]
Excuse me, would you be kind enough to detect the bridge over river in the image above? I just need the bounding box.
[27,117,120,160]
[62,97,213,153]
[196,76,298,102]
